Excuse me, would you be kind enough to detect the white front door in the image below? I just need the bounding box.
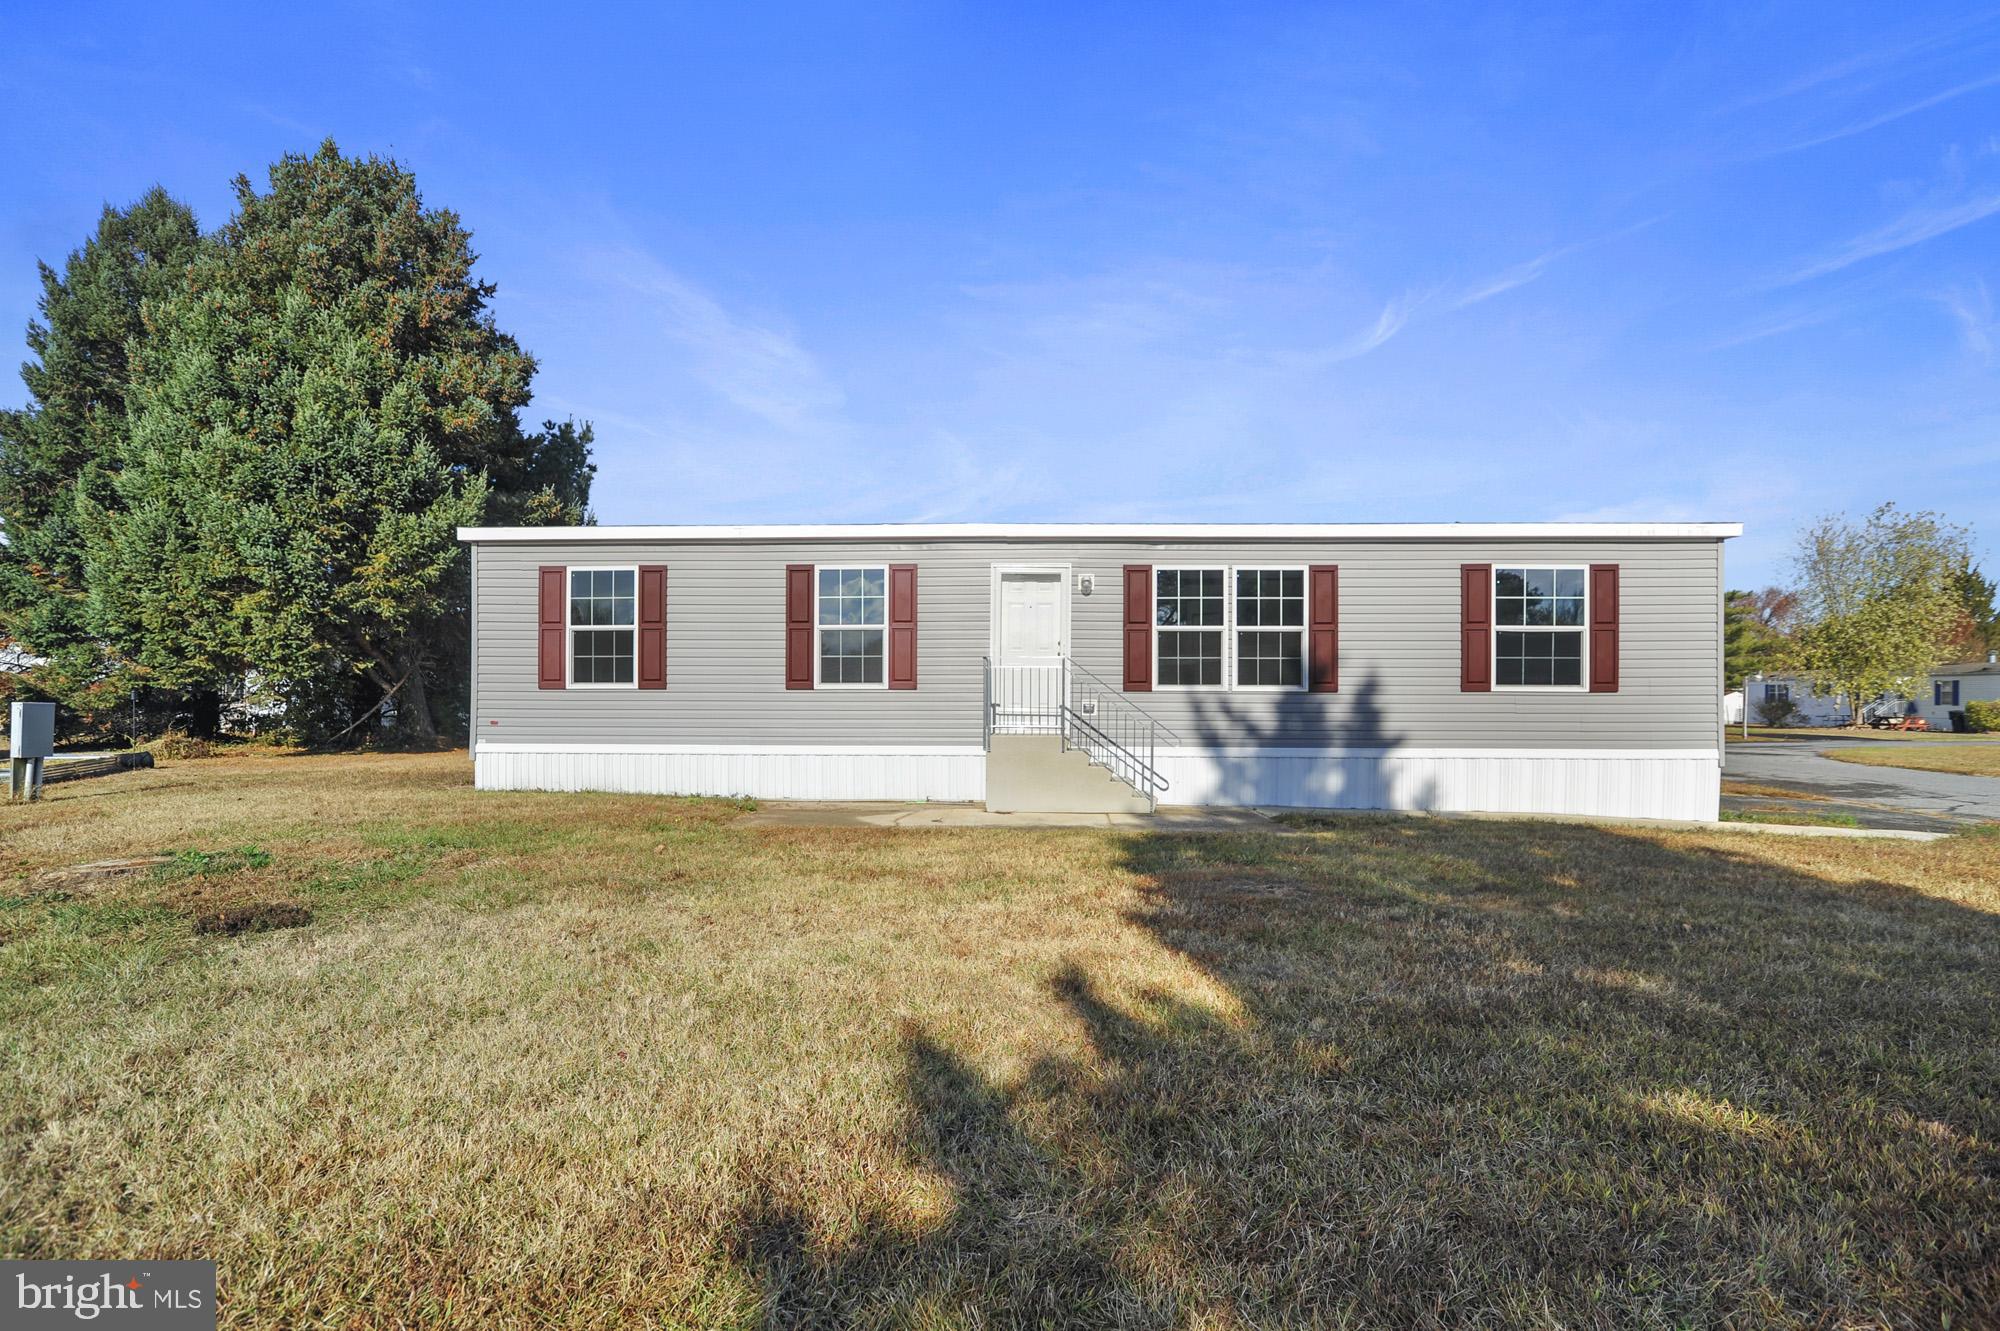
[993,569,1068,732]
[998,571,1065,667]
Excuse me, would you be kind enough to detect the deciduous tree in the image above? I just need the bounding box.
[1784,504,1971,724]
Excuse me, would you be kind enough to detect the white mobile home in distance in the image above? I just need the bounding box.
[1918,653,2000,731]
[1748,675,1858,728]
[459,522,1740,821]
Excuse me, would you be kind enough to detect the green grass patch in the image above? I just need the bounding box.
[149,845,272,881]
[301,850,441,908]
[1720,808,1863,828]
[363,821,567,855]
[42,898,181,936]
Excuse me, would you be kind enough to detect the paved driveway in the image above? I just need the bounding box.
[1725,737,2000,830]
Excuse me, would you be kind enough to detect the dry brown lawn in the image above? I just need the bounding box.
[3,752,1996,1328]
[1719,779,1830,801]
[1824,740,2000,778]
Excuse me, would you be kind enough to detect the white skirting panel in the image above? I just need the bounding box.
[1156,747,1722,821]
[476,743,1719,821]
[473,744,987,802]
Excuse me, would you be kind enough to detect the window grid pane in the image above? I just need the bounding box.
[818,567,887,627]
[571,627,635,684]
[819,627,885,684]
[1156,568,1224,628]
[1237,630,1303,687]
[1495,566,1583,630]
[1496,630,1582,687]
[1158,630,1222,686]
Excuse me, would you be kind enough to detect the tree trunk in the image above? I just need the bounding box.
[398,653,438,747]
[347,673,378,748]
[184,688,222,739]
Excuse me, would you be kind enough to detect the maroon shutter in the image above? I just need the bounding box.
[637,564,667,689]
[1460,563,1492,692]
[1589,563,1620,693]
[1308,565,1339,692]
[888,564,917,690]
[538,566,566,689]
[1123,565,1152,691]
[785,564,814,689]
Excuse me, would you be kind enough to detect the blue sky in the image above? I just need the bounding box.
[3,3,1998,587]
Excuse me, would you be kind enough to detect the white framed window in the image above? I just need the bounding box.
[1233,567,1306,689]
[569,567,637,687]
[1768,681,1791,703]
[1154,566,1307,690]
[816,565,888,687]
[1936,679,1959,706]
[1493,566,1586,689]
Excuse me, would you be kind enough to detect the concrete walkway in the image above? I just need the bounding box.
[739,802,1280,830]
[1725,736,2000,832]
[737,800,1945,839]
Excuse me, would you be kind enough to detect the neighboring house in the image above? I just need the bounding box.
[1749,675,1857,727]
[1916,653,2000,730]
[1,642,43,674]
[1723,689,1744,725]
[459,522,1739,821]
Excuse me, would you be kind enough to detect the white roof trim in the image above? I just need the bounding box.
[458,521,1742,543]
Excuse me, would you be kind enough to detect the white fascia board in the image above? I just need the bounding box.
[458,521,1744,543]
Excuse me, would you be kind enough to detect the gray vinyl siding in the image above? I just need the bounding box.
[469,538,1723,751]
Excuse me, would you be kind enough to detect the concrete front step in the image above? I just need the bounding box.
[984,734,1154,814]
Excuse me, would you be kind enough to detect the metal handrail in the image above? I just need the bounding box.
[981,655,1173,804]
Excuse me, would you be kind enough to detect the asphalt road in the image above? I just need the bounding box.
[1724,737,2000,830]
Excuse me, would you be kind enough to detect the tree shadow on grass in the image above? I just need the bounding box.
[729,821,1999,1327]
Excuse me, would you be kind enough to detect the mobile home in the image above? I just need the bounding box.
[460,522,1738,821]
[1917,654,2000,731]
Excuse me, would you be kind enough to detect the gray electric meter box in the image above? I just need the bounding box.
[10,701,55,759]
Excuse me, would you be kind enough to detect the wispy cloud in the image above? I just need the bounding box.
[1723,15,1999,113]
[1277,287,1433,369]
[1707,298,1856,350]
[1454,250,1561,308]
[1272,225,1636,368]
[1761,69,2000,158]
[1934,279,1994,362]
[572,244,844,435]
[1449,220,1659,310]
[1341,290,1425,355]
[1771,193,2000,286]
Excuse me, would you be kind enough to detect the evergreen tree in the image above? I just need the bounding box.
[0,189,202,722]
[84,141,590,743]
[1949,561,1996,658]
[1723,587,1793,691]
